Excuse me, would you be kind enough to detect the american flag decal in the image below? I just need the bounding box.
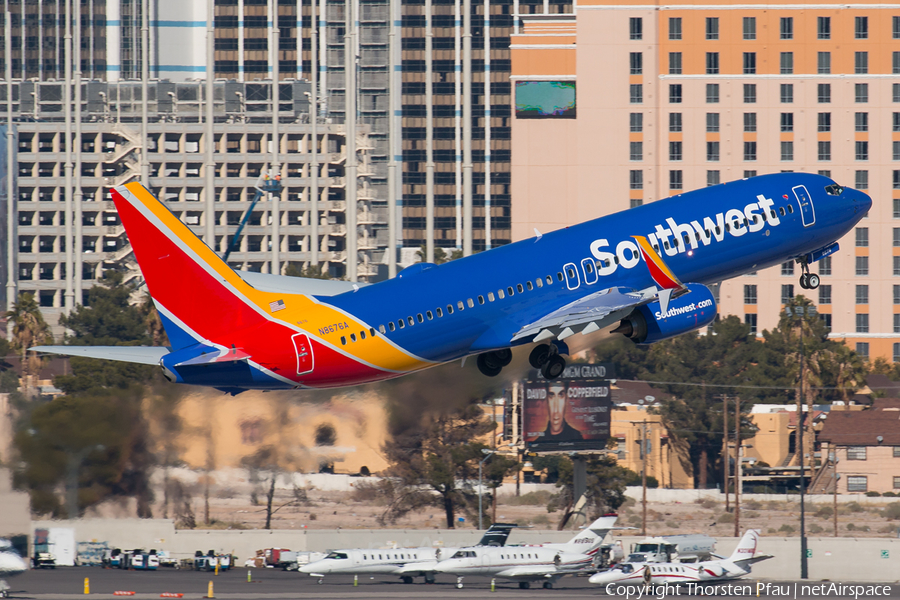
[269,299,286,312]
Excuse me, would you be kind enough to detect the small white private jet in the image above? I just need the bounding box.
[0,540,27,598]
[299,523,517,584]
[434,514,619,589]
[588,529,772,587]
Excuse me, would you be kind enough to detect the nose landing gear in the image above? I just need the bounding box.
[528,343,567,380]
[798,258,820,290]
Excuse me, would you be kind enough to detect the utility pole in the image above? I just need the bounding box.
[833,455,840,537]
[641,420,648,536]
[723,395,729,512]
[734,397,740,537]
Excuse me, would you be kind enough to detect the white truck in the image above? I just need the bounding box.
[626,534,716,564]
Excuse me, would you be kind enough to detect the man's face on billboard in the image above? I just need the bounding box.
[547,384,566,434]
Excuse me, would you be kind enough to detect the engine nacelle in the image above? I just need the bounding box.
[614,283,717,344]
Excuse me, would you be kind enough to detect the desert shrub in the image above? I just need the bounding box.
[865,491,881,497]
[808,523,823,534]
[695,498,717,509]
[882,502,900,520]
[717,512,735,524]
[501,490,554,506]
[878,524,897,534]
[815,506,834,519]
[744,499,762,511]
[628,515,642,527]
[846,523,869,532]
[882,491,897,497]
[846,501,864,513]
[666,521,680,529]
[778,524,795,535]
[767,528,777,534]
[530,514,551,527]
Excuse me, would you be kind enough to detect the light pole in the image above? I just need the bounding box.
[831,454,840,537]
[479,448,496,530]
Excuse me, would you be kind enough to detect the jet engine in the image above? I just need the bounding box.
[697,563,726,580]
[613,283,717,345]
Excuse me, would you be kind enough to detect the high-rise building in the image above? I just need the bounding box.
[510,0,900,361]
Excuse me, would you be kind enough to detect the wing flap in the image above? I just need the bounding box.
[31,345,169,365]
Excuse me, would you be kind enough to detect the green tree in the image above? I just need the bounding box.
[5,292,52,396]
[482,453,520,526]
[284,263,331,279]
[549,455,631,529]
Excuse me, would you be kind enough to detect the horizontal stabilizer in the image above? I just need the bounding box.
[31,345,169,365]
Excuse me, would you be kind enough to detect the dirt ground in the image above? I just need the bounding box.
[175,485,900,539]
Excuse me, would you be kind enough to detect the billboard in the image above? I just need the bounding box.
[524,364,613,452]
[515,81,576,119]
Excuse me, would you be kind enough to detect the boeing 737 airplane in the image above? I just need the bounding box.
[588,530,771,587]
[0,540,27,598]
[434,515,620,589]
[33,174,870,391]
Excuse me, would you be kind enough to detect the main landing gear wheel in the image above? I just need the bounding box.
[529,344,551,369]
[477,353,503,377]
[798,259,820,290]
[543,581,554,589]
[541,354,566,380]
[519,582,531,589]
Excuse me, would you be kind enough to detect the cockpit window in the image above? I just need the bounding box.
[325,552,349,560]
[825,184,843,196]
[450,550,477,558]
[620,564,634,574]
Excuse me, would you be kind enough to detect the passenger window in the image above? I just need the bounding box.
[584,262,594,274]
[779,207,786,216]
[536,278,543,288]
[478,295,485,305]
[498,289,505,299]
[566,267,575,278]
[526,281,533,291]
[447,304,454,314]
[417,313,424,323]
[467,298,474,308]
[546,275,553,284]
[398,320,405,329]
[370,327,375,336]
[664,241,670,249]
[388,322,395,332]
[408,316,415,326]
[487,292,495,302]
[788,204,794,213]
[557,272,564,282]
[436,307,443,317]
[341,336,347,345]
[458,301,465,310]
[507,286,514,296]
[517,284,524,293]
[426,310,433,320]
[360,330,366,340]
[350,333,357,342]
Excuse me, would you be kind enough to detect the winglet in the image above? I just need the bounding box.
[534,228,543,241]
[631,236,685,316]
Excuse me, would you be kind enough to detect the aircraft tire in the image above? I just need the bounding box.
[541,355,566,380]
[477,354,503,377]
[543,581,553,589]
[799,273,810,289]
[519,582,531,589]
[492,348,513,367]
[424,573,436,584]
[401,576,413,584]
[529,344,551,368]
[807,273,820,289]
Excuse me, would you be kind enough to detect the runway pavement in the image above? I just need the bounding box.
[4,568,899,600]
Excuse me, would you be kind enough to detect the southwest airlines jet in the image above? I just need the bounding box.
[34,173,870,392]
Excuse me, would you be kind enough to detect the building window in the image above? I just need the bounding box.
[857,256,869,276]
[819,285,831,304]
[856,83,868,103]
[895,52,900,75]
[780,52,793,75]
[894,475,900,488]
[895,256,900,276]
[895,171,900,189]
[707,141,720,162]
[818,170,831,177]
[847,446,867,461]
[817,52,831,74]
[707,170,720,186]
[707,113,720,132]
[818,141,831,161]
[780,84,793,104]
[782,261,794,276]
[744,84,756,103]
[669,112,682,132]
[744,284,757,304]
[818,16,831,39]
[856,141,869,161]
[630,84,643,104]
[781,284,794,304]
[895,446,900,458]
[630,199,643,208]
[895,16,900,38]
[630,113,643,132]
[669,17,682,40]
[895,199,900,218]
[895,314,900,333]
[818,113,831,132]
[669,141,683,161]
[669,52,682,75]
[669,84,682,104]
[820,256,832,275]
[855,16,868,39]
[706,52,719,75]
[707,84,720,104]
[743,17,756,39]
[669,170,683,190]
[780,17,793,39]
[856,314,869,333]
[855,170,868,190]
[853,51,869,74]
[847,476,868,492]
[856,284,869,304]
[707,17,719,40]
[630,141,643,161]
[743,53,756,75]
[745,313,757,334]
[818,84,831,103]
[630,52,643,75]
[744,142,757,161]
[895,84,900,103]
[855,112,868,132]
[894,284,900,303]
[781,113,794,132]
[630,170,643,189]
[744,112,757,132]
[856,342,869,359]
[240,419,263,445]
[856,227,869,247]
[821,313,832,329]
[744,170,757,178]
[894,228,900,247]
[781,141,794,161]
[630,17,642,40]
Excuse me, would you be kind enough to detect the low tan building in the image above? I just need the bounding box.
[818,398,900,495]
[610,406,694,490]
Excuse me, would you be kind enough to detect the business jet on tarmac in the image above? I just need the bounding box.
[299,523,517,584]
[0,540,27,598]
[33,174,869,392]
[434,514,620,589]
[588,529,772,587]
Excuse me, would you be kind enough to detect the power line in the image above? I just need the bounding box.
[619,377,862,392]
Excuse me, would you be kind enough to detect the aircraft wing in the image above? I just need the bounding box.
[495,565,559,579]
[510,286,654,343]
[31,345,169,365]
[397,561,438,574]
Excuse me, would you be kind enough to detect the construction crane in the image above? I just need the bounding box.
[223,172,282,262]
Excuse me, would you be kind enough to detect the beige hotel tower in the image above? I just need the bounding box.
[511,0,900,361]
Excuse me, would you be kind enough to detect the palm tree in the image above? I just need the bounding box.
[5,292,52,396]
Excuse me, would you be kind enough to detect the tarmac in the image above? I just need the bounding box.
[5,568,900,600]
